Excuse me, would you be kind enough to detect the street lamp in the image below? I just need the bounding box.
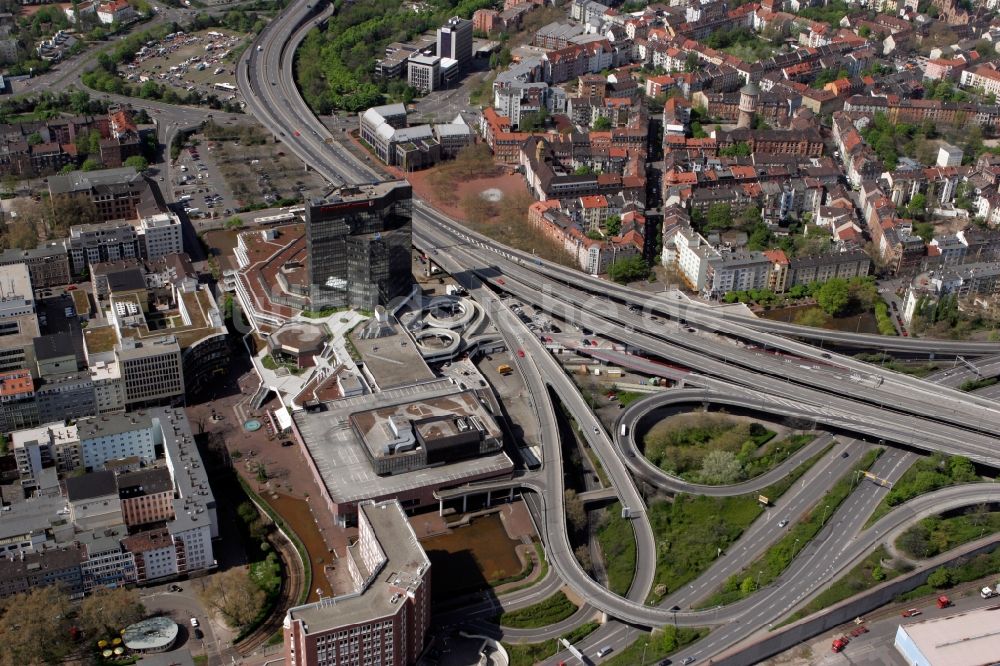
[756,569,763,591]
[821,504,831,527]
[671,605,680,628]
[641,639,648,666]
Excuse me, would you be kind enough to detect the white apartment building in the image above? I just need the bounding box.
[77,413,158,469]
[137,212,183,260]
[961,65,1000,97]
[12,422,81,490]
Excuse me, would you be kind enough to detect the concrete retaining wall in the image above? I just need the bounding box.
[714,536,1000,666]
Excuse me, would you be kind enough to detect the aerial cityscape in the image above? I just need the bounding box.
[2,0,1000,665]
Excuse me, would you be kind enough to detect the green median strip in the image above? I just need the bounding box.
[698,448,883,608]
[598,501,637,597]
[779,545,903,626]
[602,626,709,666]
[866,453,982,528]
[646,441,834,604]
[502,622,600,666]
[499,591,578,629]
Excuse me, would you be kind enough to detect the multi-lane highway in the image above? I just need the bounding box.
[235,0,1000,661]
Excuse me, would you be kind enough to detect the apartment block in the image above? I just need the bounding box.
[283,500,431,666]
[0,263,39,375]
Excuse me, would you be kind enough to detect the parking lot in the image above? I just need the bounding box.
[212,136,330,208]
[124,29,248,105]
[172,138,239,222]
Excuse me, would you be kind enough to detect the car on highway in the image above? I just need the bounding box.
[168,584,182,592]
[841,451,850,458]
[517,349,525,358]
[681,658,696,665]
[497,278,505,285]
[778,519,789,527]
[901,609,922,617]
[596,647,613,658]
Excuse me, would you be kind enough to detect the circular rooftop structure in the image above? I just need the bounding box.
[268,321,328,359]
[122,617,179,653]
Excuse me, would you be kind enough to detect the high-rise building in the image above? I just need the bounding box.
[407,54,441,94]
[306,181,413,311]
[283,499,431,666]
[0,263,39,375]
[437,16,473,71]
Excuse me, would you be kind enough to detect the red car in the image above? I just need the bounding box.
[66,285,78,291]
[293,129,301,137]
[497,278,505,285]
[517,349,525,358]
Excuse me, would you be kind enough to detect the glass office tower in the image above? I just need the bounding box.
[306,181,413,311]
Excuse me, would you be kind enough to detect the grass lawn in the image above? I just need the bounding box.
[646,442,834,604]
[643,414,811,484]
[866,453,983,528]
[781,546,902,625]
[896,511,1000,559]
[502,622,599,666]
[602,626,708,666]
[597,502,637,596]
[610,389,646,407]
[699,448,883,607]
[499,591,578,629]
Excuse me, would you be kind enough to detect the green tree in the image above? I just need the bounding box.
[607,256,649,284]
[123,155,149,171]
[927,567,954,588]
[199,568,267,629]
[906,193,928,220]
[815,278,852,316]
[704,203,733,232]
[0,585,74,666]
[79,587,145,638]
[26,132,43,145]
[69,90,91,114]
[740,575,756,595]
[81,158,101,171]
[225,216,244,229]
[592,116,612,131]
[699,450,743,484]
[605,214,621,236]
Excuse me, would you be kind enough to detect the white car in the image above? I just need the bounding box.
[190,617,199,628]
[778,519,789,528]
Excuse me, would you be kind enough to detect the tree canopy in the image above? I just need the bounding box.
[608,256,649,284]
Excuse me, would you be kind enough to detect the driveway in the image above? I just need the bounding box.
[142,577,240,666]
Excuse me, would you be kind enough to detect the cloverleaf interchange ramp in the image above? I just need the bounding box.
[238,0,1000,660]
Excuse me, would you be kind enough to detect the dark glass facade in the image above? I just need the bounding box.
[306,181,413,310]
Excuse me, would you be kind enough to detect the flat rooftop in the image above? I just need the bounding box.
[898,605,1000,666]
[349,317,435,390]
[111,287,223,350]
[84,324,120,355]
[350,390,503,461]
[235,224,307,332]
[287,499,429,631]
[292,382,514,505]
[0,262,32,301]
